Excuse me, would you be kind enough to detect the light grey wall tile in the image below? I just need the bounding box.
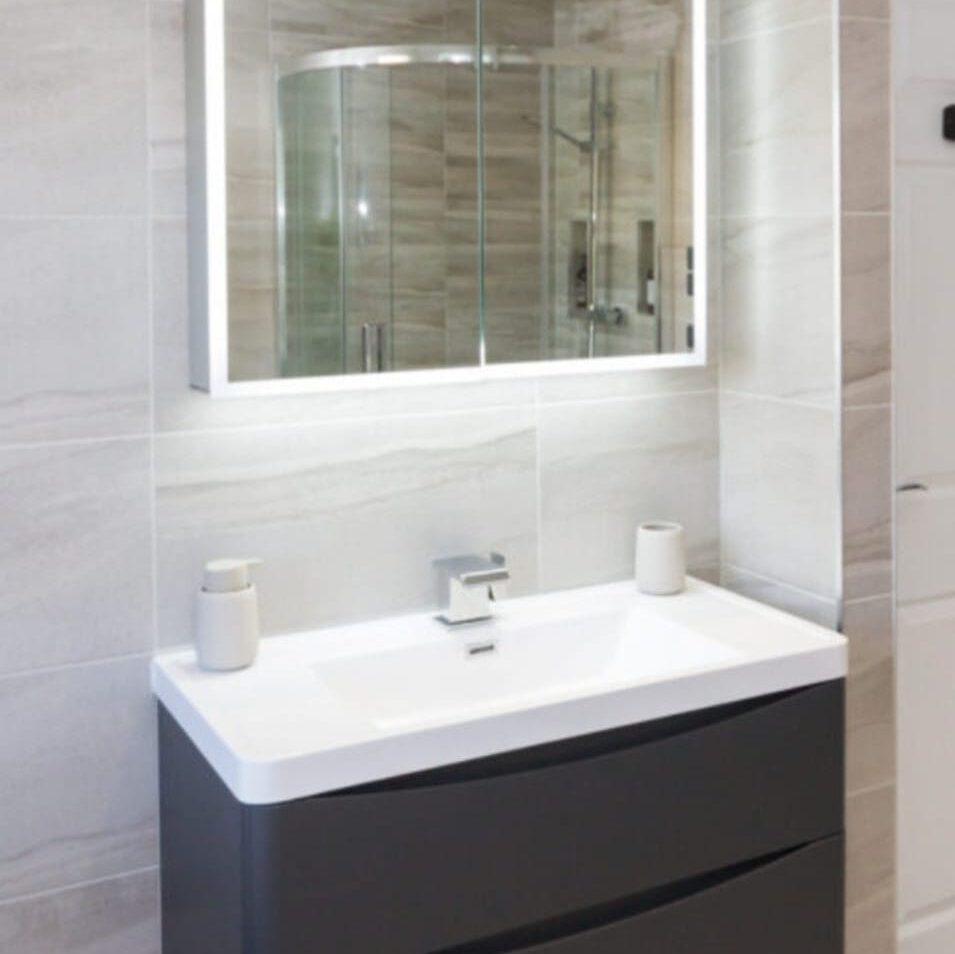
[226,0,269,32]
[843,407,893,602]
[536,366,718,404]
[149,0,187,217]
[540,392,720,591]
[841,18,891,214]
[0,0,147,215]
[156,410,539,643]
[0,868,160,954]
[721,216,836,405]
[0,440,153,677]
[0,218,149,444]
[843,214,892,407]
[721,0,830,43]
[720,565,840,628]
[721,21,833,218]
[0,658,158,901]
[844,596,895,796]
[721,394,840,599]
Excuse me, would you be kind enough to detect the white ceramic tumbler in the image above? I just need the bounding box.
[635,522,686,596]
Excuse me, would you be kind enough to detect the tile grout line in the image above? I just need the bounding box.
[846,778,895,801]
[0,865,160,909]
[719,15,833,48]
[720,388,839,411]
[844,592,893,609]
[0,387,723,455]
[0,432,154,455]
[722,563,839,608]
[0,651,154,686]
[145,0,161,656]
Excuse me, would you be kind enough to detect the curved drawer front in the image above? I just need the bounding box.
[247,681,844,954]
[482,837,844,954]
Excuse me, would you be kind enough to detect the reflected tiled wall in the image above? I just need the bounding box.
[228,0,693,377]
[0,1,719,949]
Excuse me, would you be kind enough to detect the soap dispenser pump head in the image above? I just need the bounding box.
[202,558,263,594]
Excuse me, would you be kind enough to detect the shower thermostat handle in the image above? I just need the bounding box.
[944,105,955,142]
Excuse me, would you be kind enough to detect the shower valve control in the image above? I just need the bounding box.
[945,105,955,142]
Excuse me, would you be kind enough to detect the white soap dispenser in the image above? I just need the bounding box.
[195,558,263,672]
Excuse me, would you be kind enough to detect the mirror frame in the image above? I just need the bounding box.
[186,0,709,397]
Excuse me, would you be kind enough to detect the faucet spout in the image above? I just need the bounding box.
[434,553,510,626]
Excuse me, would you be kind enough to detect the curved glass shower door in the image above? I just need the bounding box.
[221,0,700,383]
[271,41,685,377]
[276,54,481,378]
[276,68,347,377]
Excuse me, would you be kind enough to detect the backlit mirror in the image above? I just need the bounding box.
[187,0,708,394]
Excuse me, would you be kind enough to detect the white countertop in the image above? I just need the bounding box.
[152,578,847,805]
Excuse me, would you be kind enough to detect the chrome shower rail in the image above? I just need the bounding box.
[279,44,658,78]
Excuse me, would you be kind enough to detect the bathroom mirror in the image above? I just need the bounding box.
[187,0,708,394]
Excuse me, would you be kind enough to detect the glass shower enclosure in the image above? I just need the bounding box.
[274,42,676,377]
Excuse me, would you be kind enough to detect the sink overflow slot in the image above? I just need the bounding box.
[466,641,498,658]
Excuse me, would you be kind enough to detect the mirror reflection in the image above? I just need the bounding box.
[223,0,700,382]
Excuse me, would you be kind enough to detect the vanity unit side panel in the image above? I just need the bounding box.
[159,706,246,954]
[240,681,845,954]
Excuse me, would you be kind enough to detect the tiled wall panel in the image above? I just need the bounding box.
[0,2,719,950]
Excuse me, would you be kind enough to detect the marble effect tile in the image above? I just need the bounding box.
[0,0,148,215]
[0,869,160,954]
[0,440,153,676]
[721,394,840,600]
[843,408,893,602]
[0,659,158,901]
[721,216,836,406]
[841,19,891,214]
[0,218,150,444]
[149,0,187,217]
[842,214,892,407]
[844,597,895,796]
[841,0,889,20]
[721,21,834,218]
[540,391,720,591]
[269,0,446,42]
[721,0,830,43]
[846,784,896,954]
[156,410,539,643]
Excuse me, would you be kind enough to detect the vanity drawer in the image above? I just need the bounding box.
[245,681,843,954]
[481,836,844,954]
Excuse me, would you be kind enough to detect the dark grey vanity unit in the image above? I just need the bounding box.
[159,679,844,954]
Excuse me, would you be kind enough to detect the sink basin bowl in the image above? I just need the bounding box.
[317,607,739,730]
[152,578,846,805]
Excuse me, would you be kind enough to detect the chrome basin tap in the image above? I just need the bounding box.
[433,553,510,626]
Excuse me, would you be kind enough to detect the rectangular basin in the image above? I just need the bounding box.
[317,608,740,730]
